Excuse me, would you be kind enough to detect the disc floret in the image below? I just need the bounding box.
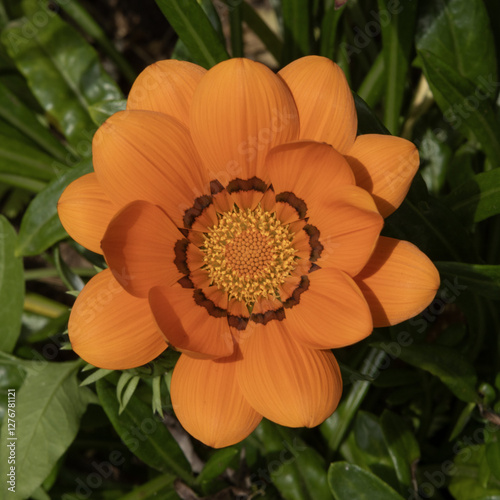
[203,206,297,304]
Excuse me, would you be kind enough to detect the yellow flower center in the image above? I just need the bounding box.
[202,206,297,304]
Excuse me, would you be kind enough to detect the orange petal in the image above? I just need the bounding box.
[237,321,342,427]
[355,236,440,327]
[308,186,384,275]
[266,141,355,214]
[101,201,183,297]
[345,134,419,217]
[284,267,372,349]
[279,55,357,153]
[93,110,210,227]
[171,353,262,448]
[58,173,117,254]
[127,60,206,127]
[149,284,233,359]
[68,269,166,369]
[190,58,299,182]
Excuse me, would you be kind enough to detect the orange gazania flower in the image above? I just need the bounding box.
[58,56,439,448]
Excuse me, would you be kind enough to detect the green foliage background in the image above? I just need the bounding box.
[0,0,500,498]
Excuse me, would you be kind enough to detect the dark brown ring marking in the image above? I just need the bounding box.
[303,224,324,262]
[226,176,267,194]
[282,275,310,309]
[173,238,190,274]
[183,195,213,229]
[275,191,308,219]
[250,307,286,325]
[193,289,227,318]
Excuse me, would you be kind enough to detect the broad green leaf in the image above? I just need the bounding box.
[377,0,417,134]
[0,217,24,352]
[0,81,68,161]
[418,50,500,168]
[445,169,500,225]
[16,159,92,256]
[416,0,498,88]
[0,133,66,181]
[0,362,25,424]
[354,93,390,136]
[486,437,500,481]
[197,447,239,486]
[328,462,405,500]
[340,412,397,490]
[88,99,127,126]
[450,444,500,500]
[155,0,229,69]
[281,0,310,63]
[96,378,193,481]
[419,129,452,195]
[436,262,500,300]
[384,176,477,262]
[2,9,122,150]
[371,342,479,403]
[256,420,333,500]
[380,411,420,493]
[0,360,93,500]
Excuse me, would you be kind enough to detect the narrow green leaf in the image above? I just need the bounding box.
[418,49,500,168]
[96,378,194,483]
[354,93,390,136]
[0,360,92,499]
[357,52,385,108]
[0,134,66,181]
[319,0,344,59]
[445,170,500,225]
[155,0,229,69]
[377,0,417,134]
[436,262,500,300]
[119,376,141,414]
[80,368,113,387]
[119,473,177,500]
[0,216,24,352]
[57,0,137,85]
[380,411,420,493]
[281,0,310,63]
[0,80,68,162]
[2,9,122,150]
[328,462,405,500]
[16,159,92,256]
[241,2,283,63]
[197,447,239,484]
[371,342,479,403]
[228,1,243,58]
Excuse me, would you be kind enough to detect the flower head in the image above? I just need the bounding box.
[58,56,439,448]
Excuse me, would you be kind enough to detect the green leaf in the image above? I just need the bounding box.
[371,342,479,403]
[80,368,113,387]
[328,462,405,500]
[0,81,68,162]
[16,159,92,256]
[281,0,310,63]
[197,447,239,485]
[88,99,127,126]
[486,437,500,481]
[445,169,500,225]
[319,0,344,59]
[0,360,92,499]
[256,420,333,500]
[340,411,397,490]
[96,378,193,482]
[377,0,417,134]
[0,216,24,352]
[2,9,122,150]
[354,93,390,136]
[417,49,500,168]
[155,0,229,69]
[0,133,66,181]
[416,0,498,88]
[119,473,177,500]
[380,411,420,493]
[242,2,283,63]
[436,262,500,300]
